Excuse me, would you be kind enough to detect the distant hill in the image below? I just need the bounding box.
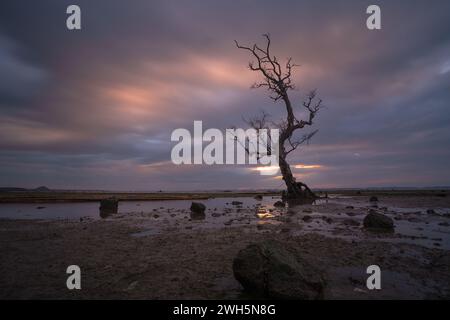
[33,186,51,192]
[0,186,52,192]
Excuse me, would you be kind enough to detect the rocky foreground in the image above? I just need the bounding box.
[0,194,449,299]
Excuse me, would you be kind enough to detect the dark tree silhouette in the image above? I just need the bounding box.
[235,34,323,203]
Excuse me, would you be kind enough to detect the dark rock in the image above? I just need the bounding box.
[303,208,313,213]
[190,202,206,214]
[345,206,354,209]
[190,202,206,220]
[438,222,450,227]
[233,240,325,299]
[302,215,312,222]
[99,198,118,217]
[36,206,46,210]
[369,196,379,202]
[273,201,285,208]
[363,212,394,231]
[232,201,243,206]
[254,195,263,201]
[426,209,436,215]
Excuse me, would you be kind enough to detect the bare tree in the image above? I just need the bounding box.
[235,34,323,203]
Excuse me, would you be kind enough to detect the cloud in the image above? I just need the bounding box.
[0,35,47,104]
[0,0,450,189]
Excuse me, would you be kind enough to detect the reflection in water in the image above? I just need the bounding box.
[0,196,282,220]
[190,211,206,220]
[256,207,274,219]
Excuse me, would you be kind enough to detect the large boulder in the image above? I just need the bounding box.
[99,198,118,217]
[233,240,325,299]
[363,212,394,231]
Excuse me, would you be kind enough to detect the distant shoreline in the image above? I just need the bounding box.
[0,191,280,203]
[0,189,448,203]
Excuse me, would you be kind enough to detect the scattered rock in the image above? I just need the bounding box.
[36,206,46,210]
[190,202,206,220]
[363,212,394,231]
[369,196,379,202]
[345,206,354,209]
[233,240,325,299]
[232,201,243,206]
[190,202,206,214]
[99,198,118,217]
[273,201,285,208]
[302,215,312,222]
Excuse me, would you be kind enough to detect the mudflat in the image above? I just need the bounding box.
[0,191,449,299]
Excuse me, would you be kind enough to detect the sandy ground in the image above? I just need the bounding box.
[0,194,450,299]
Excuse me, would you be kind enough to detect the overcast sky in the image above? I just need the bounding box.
[0,0,450,190]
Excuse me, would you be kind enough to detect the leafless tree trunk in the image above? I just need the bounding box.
[235,34,322,203]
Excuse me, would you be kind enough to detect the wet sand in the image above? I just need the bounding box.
[0,193,449,299]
